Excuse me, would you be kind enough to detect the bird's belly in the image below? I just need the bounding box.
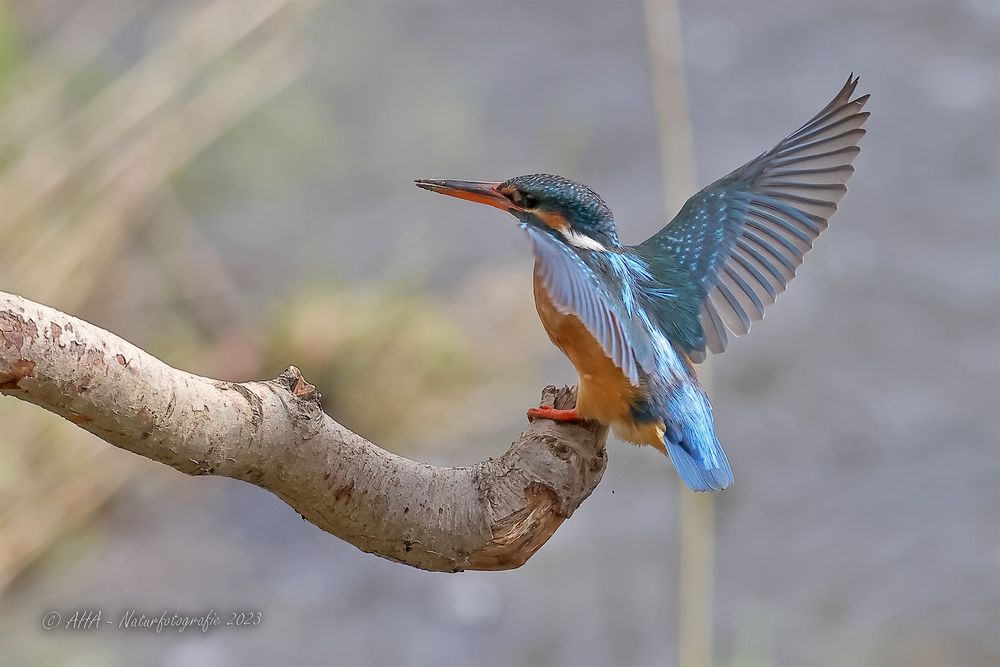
[534,277,662,449]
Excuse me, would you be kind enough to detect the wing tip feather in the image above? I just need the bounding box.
[638,75,868,361]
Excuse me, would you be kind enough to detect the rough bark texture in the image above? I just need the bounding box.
[0,291,608,572]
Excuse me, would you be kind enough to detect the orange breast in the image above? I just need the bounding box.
[533,273,648,432]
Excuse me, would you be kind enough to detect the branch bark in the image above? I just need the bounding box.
[0,291,608,572]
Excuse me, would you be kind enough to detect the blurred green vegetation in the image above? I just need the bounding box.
[0,0,503,596]
[0,3,19,90]
[266,283,479,442]
[172,88,338,212]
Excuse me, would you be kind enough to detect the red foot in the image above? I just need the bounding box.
[527,405,583,423]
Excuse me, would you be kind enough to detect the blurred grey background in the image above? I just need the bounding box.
[0,1,997,666]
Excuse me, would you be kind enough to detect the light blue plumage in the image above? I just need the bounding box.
[415,75,868,492]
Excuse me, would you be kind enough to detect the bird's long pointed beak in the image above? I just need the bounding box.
[414,179,512,211]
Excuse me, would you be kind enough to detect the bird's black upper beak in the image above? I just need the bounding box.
[414,179,515,212]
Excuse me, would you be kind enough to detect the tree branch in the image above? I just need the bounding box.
[0,291,608,572]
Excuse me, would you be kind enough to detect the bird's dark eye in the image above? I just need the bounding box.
[521,193,539,209]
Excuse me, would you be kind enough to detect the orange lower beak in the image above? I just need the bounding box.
[414,179,513,211]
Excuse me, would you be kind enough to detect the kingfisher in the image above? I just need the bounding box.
[416,76,868,492]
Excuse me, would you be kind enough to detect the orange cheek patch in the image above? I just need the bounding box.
[535,210,570,234]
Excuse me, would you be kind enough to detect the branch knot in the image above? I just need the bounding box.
[277,365,320,404]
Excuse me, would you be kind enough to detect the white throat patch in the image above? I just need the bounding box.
[561,228,608,252]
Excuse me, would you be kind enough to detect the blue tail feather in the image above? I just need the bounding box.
[665,436,733,492]
[663,410,733,492]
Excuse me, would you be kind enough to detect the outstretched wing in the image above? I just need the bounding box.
[631,75,869,361]
[526,225,653,385]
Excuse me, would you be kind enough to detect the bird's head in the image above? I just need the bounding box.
[415,173,619,251]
